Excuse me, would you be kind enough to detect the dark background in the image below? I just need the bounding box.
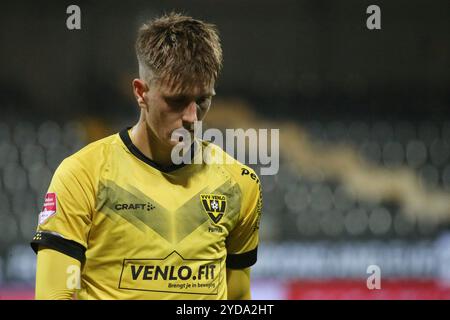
[0,0,448,122]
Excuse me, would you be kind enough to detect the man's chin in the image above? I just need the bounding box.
[169,133,194,146]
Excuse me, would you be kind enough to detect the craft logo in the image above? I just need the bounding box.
[200,194,227,224]
[115,202,155,212]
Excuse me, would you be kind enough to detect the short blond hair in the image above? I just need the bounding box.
[135,12,223,90]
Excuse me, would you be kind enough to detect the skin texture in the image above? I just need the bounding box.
[131,77,215,167]
[35,247,80,300]
[226,268,252,300]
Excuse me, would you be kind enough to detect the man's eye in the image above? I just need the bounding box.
[168,97,185,104]
[166,97,187,109]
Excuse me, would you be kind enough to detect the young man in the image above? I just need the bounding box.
[31,13,262,300]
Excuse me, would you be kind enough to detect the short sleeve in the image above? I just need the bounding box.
[226,172,262,269]
[30,157,94,263]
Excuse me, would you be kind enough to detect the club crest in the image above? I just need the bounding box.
[200,194,227,223]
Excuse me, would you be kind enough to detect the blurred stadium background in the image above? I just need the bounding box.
[1,0,450,299]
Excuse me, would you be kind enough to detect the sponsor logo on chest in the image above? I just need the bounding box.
[114,202,155,211]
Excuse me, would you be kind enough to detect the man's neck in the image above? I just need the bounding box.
[129,120,174,168]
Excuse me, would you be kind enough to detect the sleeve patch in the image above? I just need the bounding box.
[38,192,57,225]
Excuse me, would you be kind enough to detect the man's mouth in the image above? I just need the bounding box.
[171,129,194,143]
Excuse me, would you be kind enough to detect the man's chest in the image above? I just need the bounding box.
[83,168,242,296]
[90,166,242,252]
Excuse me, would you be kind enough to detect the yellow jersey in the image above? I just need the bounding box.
[31,128,262,299]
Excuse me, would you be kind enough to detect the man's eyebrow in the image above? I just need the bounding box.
[163,94,189,100]
[163,91,216,99]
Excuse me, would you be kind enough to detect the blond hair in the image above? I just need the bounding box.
[135,12,223,90]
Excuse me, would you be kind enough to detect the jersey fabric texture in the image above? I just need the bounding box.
[31,128,262,300]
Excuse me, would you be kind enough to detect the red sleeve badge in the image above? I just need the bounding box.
[38,192,57,225]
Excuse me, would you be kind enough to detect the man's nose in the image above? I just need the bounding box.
[182,101,198,124]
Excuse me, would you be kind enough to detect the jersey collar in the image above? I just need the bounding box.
[119,127,197,173]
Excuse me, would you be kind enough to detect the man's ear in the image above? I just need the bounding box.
[132,79,149,109]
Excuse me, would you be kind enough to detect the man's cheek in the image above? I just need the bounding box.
[198,110,209,121]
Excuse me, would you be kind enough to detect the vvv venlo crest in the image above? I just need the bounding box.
[200,194,227,223]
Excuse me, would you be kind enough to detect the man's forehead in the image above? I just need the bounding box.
[158,80,215,97]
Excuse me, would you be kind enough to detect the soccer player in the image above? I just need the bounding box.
[31,13,262,300]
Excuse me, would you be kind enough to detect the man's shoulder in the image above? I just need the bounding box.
[57,132,120,175]
[200,140,261,190]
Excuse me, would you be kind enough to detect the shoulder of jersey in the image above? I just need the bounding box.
[59,132,119,170]
[200,139,261,188]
